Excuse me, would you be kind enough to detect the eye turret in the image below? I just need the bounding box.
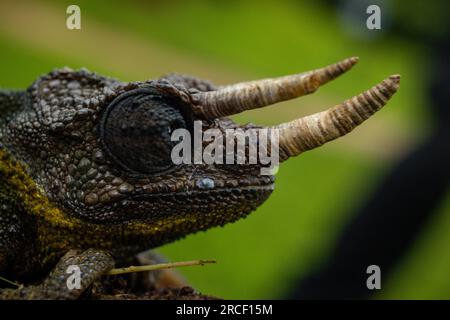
[100,88,188,175]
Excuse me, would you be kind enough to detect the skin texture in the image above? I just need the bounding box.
[0,69,274,299]
[0,61,399,299]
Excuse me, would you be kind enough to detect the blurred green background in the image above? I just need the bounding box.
[0,0,448,299]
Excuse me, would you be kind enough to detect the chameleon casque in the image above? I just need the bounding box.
[0,57,400,299]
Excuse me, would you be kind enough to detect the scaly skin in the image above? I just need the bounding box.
[0,63,399,299]
[0,69,273,298]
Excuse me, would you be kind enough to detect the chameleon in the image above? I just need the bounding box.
[0,57,400,299]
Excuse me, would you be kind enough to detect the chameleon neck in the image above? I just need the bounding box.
[0,147,191,266]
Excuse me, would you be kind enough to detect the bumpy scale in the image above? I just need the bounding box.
[0,58,400,299]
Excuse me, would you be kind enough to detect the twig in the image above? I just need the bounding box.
[105,259,216,276]
[0,275,20,287]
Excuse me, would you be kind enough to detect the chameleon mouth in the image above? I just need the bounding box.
[137,184,274,220]
[127,183,275,202]
[77,182,275,224]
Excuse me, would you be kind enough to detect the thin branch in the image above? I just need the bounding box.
[105,259,216,276]
[0,275,20,287]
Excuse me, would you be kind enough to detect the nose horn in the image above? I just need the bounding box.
[274,75,401,161]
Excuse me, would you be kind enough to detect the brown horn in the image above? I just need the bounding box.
[191,57,359,119]
[275,75,400,161]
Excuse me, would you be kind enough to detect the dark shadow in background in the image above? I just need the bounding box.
[287,0,450,299]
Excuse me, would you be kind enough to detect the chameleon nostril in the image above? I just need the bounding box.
[196,178,215,189]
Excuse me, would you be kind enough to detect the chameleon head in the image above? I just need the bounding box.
[0,58,399,246]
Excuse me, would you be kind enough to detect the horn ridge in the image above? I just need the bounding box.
[276,74,400,161]
[192,57,359,119]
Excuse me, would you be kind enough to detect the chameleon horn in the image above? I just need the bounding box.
[275,75,400,162]
[191,57,359,119]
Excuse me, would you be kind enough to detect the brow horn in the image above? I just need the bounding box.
[191,57,359,119]
[275,75,401,161]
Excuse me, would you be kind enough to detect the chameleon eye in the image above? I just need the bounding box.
[100,88,188,175]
